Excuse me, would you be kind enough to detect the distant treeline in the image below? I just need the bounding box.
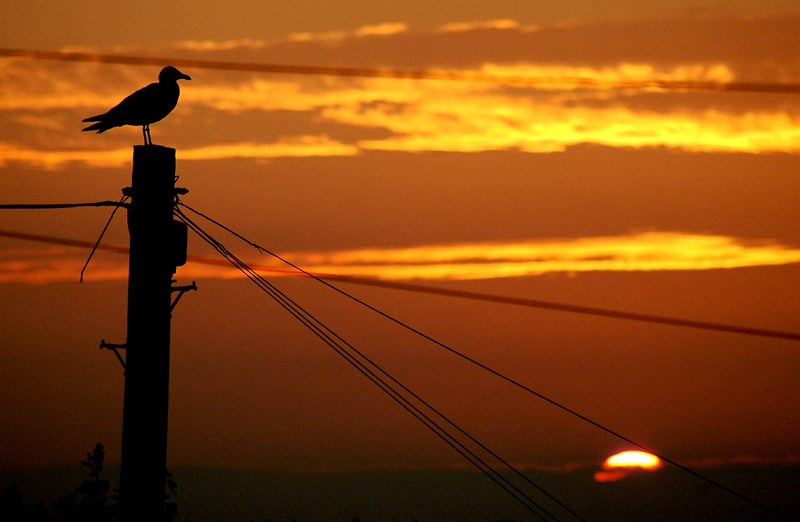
[0,443,178,522]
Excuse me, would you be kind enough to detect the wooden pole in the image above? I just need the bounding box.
[119,145,176,521]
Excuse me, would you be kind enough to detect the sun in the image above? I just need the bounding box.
[594,450,662,482]
[605,450,662,470]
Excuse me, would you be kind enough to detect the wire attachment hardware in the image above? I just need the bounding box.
[100,339,127,371]
[170,280,197,312]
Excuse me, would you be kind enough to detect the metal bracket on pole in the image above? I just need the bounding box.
[170,280,197,312]
[100,339,127,371]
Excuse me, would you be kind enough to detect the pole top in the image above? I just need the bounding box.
[133,144,175,152]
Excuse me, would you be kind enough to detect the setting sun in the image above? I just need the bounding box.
[594,451,663,482]
[605,451,662,470]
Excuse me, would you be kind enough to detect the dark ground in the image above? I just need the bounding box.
[2,463,799,522]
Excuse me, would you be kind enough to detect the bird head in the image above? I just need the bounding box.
[159,66,192,83]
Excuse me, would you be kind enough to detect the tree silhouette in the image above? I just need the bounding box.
[0,482,49,522]
[52,443,112,522]
[1,443,181,522]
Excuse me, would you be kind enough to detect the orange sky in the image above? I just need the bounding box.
[1,2,799,519]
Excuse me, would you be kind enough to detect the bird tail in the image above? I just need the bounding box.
[82,117,115,134]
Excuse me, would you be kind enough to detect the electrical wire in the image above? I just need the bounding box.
[80,195,129,282]
[174,205,583,522]
[176,202,795,522]
[0,201,129,210]
[174,208,569,522]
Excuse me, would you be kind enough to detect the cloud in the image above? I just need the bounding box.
[593,469,632,482]
[0,246,127,284]
[593,453,800,482]
[0,137,358,169]
[175,39,268,51]
[287,22,407,43]
[3,54,799,160]
[680,455,800,468]
[436,19,526,33]
[273,233,800,280]
[512,454,800,480]
[177,136,359,160]
[0,143,136,169]
[341,95,800,154]
[4,232,800,285]
[354,23,408,37]
[1,16,799,171]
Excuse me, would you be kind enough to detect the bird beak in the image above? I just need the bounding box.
[181,73,192,81]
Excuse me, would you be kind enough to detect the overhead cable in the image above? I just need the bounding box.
[0,201,129,210]
[174,206,581,522]
[177,203,795,522]
[80,195,129,282]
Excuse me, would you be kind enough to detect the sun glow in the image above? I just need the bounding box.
[594,451,662,482]
[605,451,662,469]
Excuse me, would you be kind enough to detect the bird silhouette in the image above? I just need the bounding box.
[82,66,191,145]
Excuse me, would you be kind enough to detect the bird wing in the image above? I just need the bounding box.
[95,83,163,125]
[82,76,181,133]
[83,83,180,128]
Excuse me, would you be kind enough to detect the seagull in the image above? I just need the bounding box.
[82,66,191,145]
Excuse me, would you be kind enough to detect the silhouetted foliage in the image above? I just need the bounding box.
[1,444,181,522]
[52,443,112,522]
[0,483,49,522]
[4,447,521,522]
[164,469,179,522]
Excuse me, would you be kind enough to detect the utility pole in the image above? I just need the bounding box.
[115,144,186,521]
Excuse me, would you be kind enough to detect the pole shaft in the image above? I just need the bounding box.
[119,145,176,521]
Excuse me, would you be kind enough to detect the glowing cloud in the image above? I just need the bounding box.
[273,233,800,281]
[315,64,800,154]
[0,137,358,169]
[4,231,799,285]
[437,19,524,32]
[288,22,407,42]
[354,23,408,37]
[3,56,799,157]
[175,39,267,51]
[177,136,359,161]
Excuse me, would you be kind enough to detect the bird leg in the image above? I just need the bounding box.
[142,124,152,145]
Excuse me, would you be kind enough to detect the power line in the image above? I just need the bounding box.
[0,201,129,210]
[3,47,800,93]
[326,277,800,342]
[80,195,129,282]
[176,202,795,522]
[174,207,580,522]
[2,225,799,343]
[0,229,130,253]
